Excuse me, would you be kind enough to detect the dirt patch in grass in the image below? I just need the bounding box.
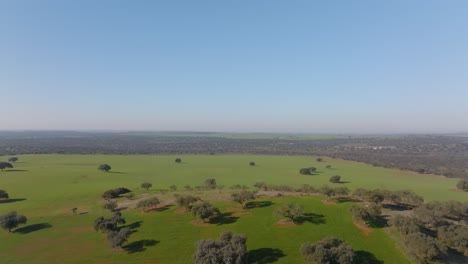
[190,220,210,227]
[354,223,373,236]
[175,208,188,214]
[276,219,296,227]
[321,200,337,205]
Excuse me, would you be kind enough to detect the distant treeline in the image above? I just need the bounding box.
[0,132,467,179]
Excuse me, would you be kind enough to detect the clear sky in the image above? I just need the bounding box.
[1,1,467,133]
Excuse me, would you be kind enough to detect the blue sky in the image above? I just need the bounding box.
[1,1,467,133]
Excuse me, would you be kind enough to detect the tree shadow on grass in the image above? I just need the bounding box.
[0,198,26,204]
[382,203,412,211]
[124,239,159,253]
[120,221,143,230]
[248,248,286,264]
[109,171,127,174]
[209,212,239,225]
[14,223,52,234]
[355,251,384,264]
[296,213,326,225]
[336,197,359,203]
[246,201,273,209]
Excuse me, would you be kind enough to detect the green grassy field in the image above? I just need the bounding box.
[0,155,465,263]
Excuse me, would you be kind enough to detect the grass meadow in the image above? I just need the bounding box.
[0,154,465,263]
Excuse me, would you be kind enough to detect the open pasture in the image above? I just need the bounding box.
[0,154,464,263]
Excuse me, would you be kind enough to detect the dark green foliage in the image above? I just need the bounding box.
[8,157,18,163]
[141,182,152,191]
[175,194,199,210]
[101,187,131,200]
[334,186,350,196]
[350,204,381,224]
[72,208,78,214]
[253,181,268,191]
[329,175,341,183]
[388,215,422,235]
[136,197,160,211]
[299,167,317,175]
[0,190,9,199]
[300,237,356,264]
[203,179,217,190]
[326,165,332,169]
[98,164,111,172]
[401,232,447,263]
[368,191,385,204]
[320,186,335,199]
[316,157,323,162]
[231,190,256,208]
[175,158,182,163]
[437,224,468,256]
[0,162,13,171]
[456,179,468,191]
[169,184,177,191]
[352,188,423,208]
[107,228,131,248]
[414,201,468,228]
[275,202,303,223]
[94,211,126,232]
[249,161,255,166]
[191,201,220,222]
[0,211,27,232]
[103,201,118,211]
[194,231,247,264]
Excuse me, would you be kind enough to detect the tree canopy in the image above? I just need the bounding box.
[301,237,356,264]
[141,182,152,191]
[0,162,13,171]
[0,190,9,199]
[194,231,247,264]
[231,190,256,208]
[0,211,27,232]
[98,164,111,172]
[299,167,317,175]
[8,157,18,163]
[275,202,303,223]
[191,201,220,222]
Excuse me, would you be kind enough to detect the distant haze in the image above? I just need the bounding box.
[1,1,467,133]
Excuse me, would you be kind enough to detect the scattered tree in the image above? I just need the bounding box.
[98,164,111,172]
[456,179,468,192]
[249,161,255,166]
[8,157,18,163]
[94,211,126,232]
[329,175,341,183]
[203,179,217,190]
[194,231,247,264]
[191,201,220,222]
[103,201,118,211]
[316,157,323,162]
[0,190,9,199]
[0,211,27,232]
[231,190,256,208]
[175,194,199,210]
[136,197,160,211]
[141,182,152,191]
[107,228,131,248]
[326,165,332,169]
[401,232,447,263]
[0,162,13,171]
[175,158,182,163]
[275,202,303,223]
[72,208,78,214]
[299,167,317,175]
[320,186,335,200]
[301,237,356,264]
[253,181,268,191]
[102,187,131,200]
[169,185,177,191]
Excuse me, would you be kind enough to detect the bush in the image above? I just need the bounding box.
[0,190,9,199]
[329,175,341,183]
[299,167,317,175]
[191,202,220,222]
[136,197,160,211]
[194,231,247,264]
[456,179,468,191]
[141,182,152,191]
[301,237,356,264]
[0,211,27,232]
[174,194,199,210]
